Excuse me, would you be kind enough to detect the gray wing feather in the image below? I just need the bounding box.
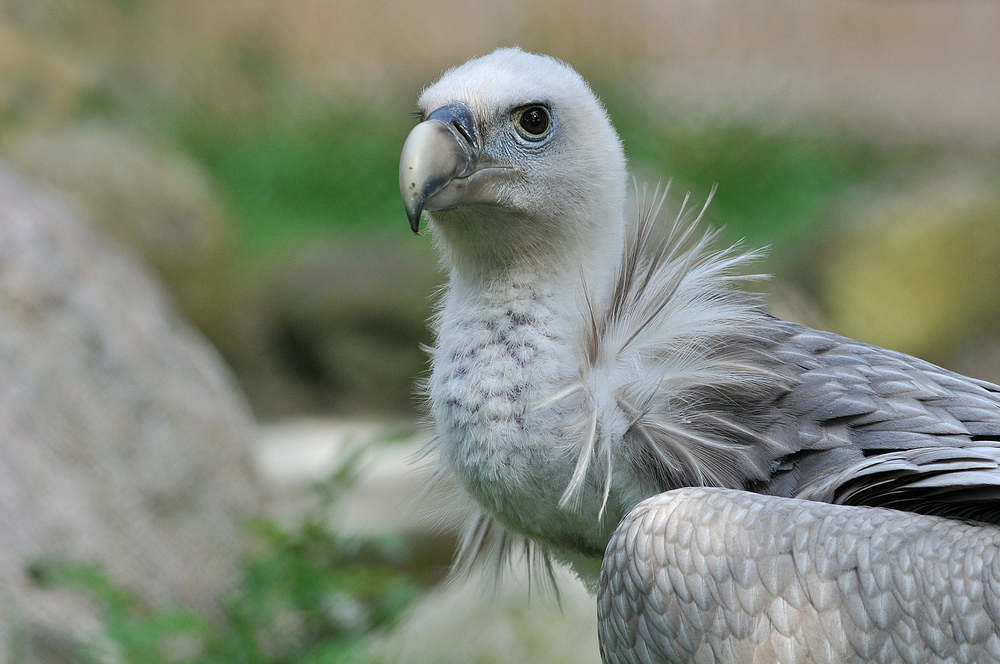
[767,325,1000,522]
[598,487,1000,664]
[569,197,1000,525]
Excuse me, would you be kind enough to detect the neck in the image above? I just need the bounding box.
[428,210,626,557]
[430,206,625,307]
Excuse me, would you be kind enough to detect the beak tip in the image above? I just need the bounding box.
[404,198,423,234]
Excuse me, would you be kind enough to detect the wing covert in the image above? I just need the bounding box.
[598,487,1000,664]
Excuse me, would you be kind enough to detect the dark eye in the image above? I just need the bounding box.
[514,106,551,139]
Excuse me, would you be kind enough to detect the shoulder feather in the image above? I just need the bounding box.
[544,183,796,515]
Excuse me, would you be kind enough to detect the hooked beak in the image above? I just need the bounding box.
[399,102,487,233]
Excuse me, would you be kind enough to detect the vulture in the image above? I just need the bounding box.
[399,47,1000,663]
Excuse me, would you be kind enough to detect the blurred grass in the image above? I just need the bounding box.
[1,0,993,288]
[152,82,926,259]
[162,103,416,252]
[602,89,911,251]
[161,109,803,252]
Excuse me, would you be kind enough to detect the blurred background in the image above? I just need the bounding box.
[1,1,998,662]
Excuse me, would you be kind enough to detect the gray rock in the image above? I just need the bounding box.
[5,125,444,420]
[0,161,261,662]
[4,126,234,342]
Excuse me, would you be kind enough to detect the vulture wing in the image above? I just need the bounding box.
[599,487,1000,664]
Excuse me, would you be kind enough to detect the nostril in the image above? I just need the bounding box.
[452,120,475,147]
[426,102,478,152]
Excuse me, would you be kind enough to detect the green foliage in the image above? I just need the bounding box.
[160,86,912,259]
[163,102,415,252]
[169,104,830,255]
[29,459,420,664]
[601,89,894,250]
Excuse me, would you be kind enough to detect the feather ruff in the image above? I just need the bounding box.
[423,184,794,577]
[548,182,793,517]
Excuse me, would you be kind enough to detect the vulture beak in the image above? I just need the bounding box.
[399,102,487,233]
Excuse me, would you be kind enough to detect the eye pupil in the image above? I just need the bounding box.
[518,107,550,136]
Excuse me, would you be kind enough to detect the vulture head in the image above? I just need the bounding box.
[400,48,627,278]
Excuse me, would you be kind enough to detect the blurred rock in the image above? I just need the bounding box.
[0,162,260,662]
[802,169,1000,378]
[223,243,442,419]
[0,18,94,126]
[4,125,443,420]
[254,418,433,530]
[254,418,457,588]
[4,125,234,343]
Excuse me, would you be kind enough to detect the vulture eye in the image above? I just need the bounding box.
[514,105,551,140]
